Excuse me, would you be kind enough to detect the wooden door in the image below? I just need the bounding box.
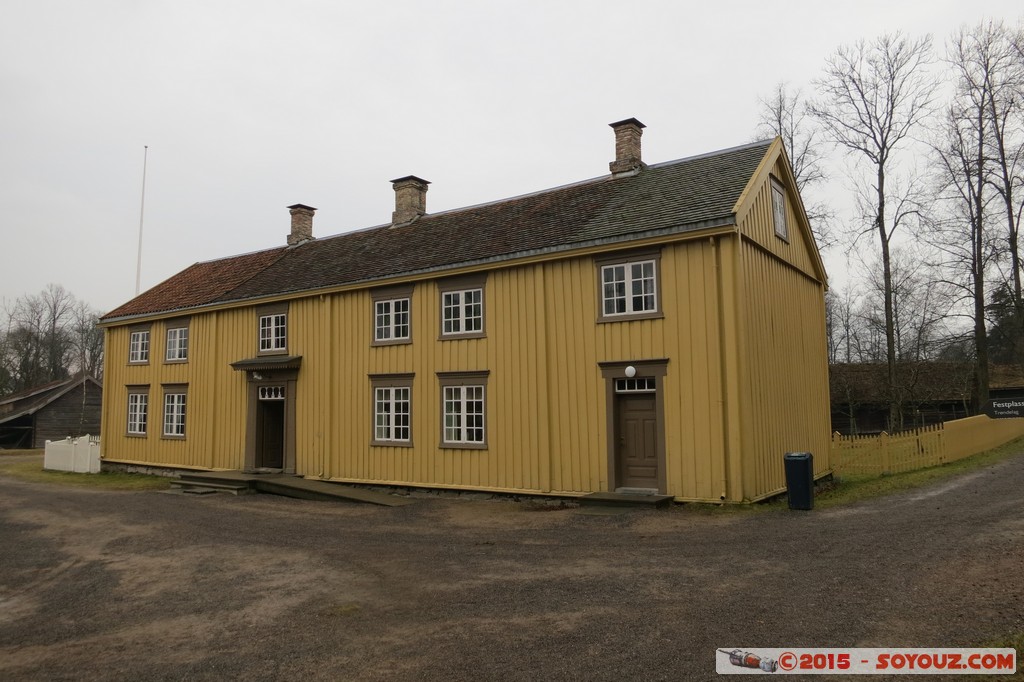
[616,393,658,490]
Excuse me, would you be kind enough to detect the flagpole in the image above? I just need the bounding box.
[135,145,149,296]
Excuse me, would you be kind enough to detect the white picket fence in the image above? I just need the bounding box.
[44,434,101,473]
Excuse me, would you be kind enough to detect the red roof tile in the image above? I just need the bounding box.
[102,247,286,320]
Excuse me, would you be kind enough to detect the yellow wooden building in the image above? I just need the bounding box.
[99,119,830,503]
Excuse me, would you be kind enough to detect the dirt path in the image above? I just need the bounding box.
[1,452,1022,681]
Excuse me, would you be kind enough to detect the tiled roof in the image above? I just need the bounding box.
[103,247,286,319]
[102,140,771,321]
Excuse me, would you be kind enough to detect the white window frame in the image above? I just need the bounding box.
[442,384,486,446]
[442,288,483,336]
[772,180,789,241]
[162,391,187,438]
[165,326,189,362]
[129,330,150,363]
[375,298,411,343]
[259,313,287,353]
[615,377,657,393]
[127,391,148,435]
[600,259,658,318]
[374,386,411,443]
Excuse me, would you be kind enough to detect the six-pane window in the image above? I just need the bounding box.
[374,386,411,442]
[127,393,148,435]
[166,327,188,361]
[375,298,410,342]
[442,289,483,335]
[772,182,788,240]
[443,385,485,444]
[602,260,657,316]
[129,330,150,363]
[259,314,287,352]
[163,392,186,437]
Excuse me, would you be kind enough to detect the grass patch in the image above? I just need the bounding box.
[672,436,1024,515]
[0,448,44,456]
[812,436,1024,509]
[974,631,1022,680]
[0,457,171,491]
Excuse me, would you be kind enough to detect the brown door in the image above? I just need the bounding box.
[617,393,659,490]
[256,400,285,469]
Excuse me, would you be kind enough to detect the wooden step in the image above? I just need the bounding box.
[579,491,674,508]
[171,480,253,495]
[173,471,414,506]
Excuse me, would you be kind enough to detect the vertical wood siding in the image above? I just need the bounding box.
[102,311,251,471]
[738,157,821,280]
[102,239,739,500]
[736,162,831,500]
[102,163,830,503]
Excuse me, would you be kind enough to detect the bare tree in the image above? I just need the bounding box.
[0,285,100,396]
[977,21,1024,367]
[755,82,836,249]
[69,299,104,381]
[925,23,1024,410]
[810,32,935,427]
[0,300,14,396]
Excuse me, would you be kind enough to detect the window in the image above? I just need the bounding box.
[258,309,286,350]
[127,388,148,436]
[442,289,482,335]
[444,385,485,445]
[376,298,410,342]
[369,374,414,446]
[438,274,487,339]
[438,371,489,448]
[375,387,411,442]
[371,285,414,346]
[129,329,150,363]
[165,325,189,362]
[162,388,187,438]
[772,180,789,241]
[596,250,662,322]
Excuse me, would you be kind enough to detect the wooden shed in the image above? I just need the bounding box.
[98,119,830,503]
[0,376,103,448]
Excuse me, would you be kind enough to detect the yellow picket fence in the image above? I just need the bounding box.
[831,415,1024,477]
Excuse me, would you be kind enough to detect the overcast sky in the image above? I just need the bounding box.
[2,0,1021,314]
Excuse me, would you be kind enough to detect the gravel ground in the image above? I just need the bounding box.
[1,451,1022,681]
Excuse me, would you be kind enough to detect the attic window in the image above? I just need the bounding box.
[771,180,789,242]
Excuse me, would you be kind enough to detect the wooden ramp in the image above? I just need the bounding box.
[172,471,415,507]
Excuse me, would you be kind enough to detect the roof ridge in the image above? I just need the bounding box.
[303,173,613,247]
[305,140,775,245]
[213,246,293,303]
[0,377,71,404]
[191,243,287,267]
[646,139,774,170]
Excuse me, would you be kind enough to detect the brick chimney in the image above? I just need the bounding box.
[609,118,647,176]
[287,204,317,245]
[391,176,430,225]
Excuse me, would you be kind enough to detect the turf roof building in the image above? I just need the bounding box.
[99,119,830,503]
